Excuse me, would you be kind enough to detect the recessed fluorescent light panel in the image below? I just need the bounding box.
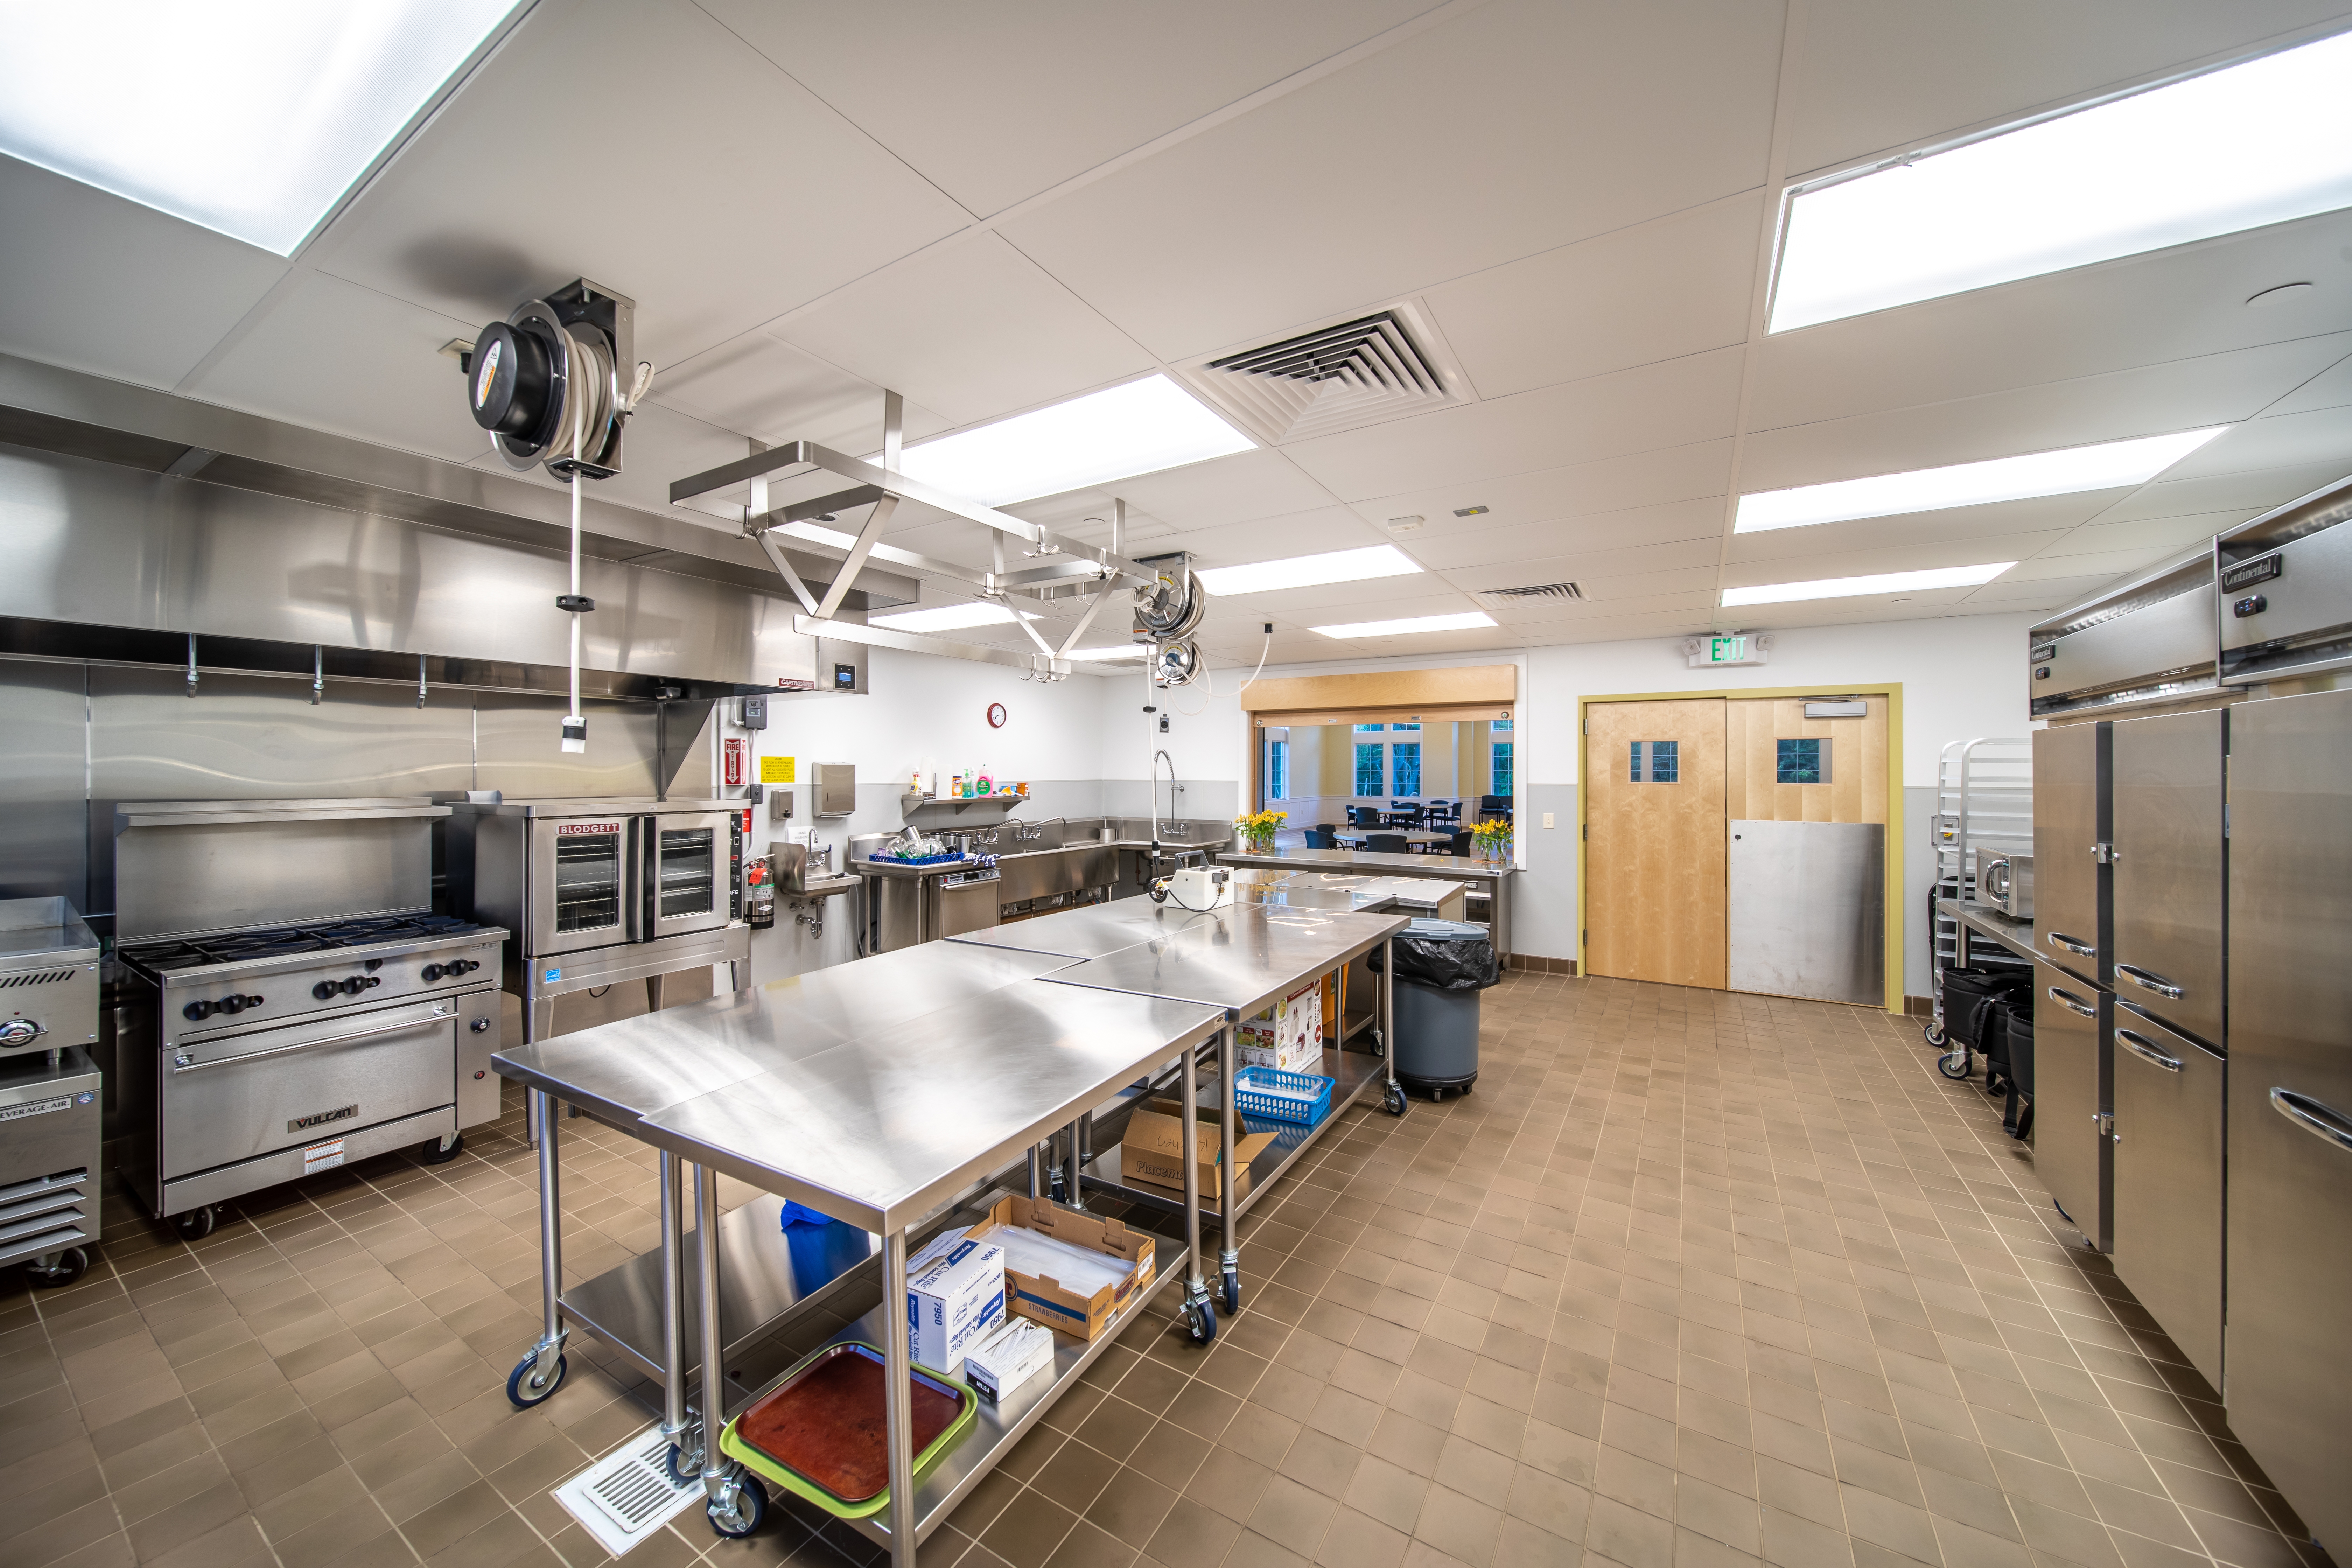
[1312,611,1497,638]
[1735,428,2227,532]
[1059,645,1150,661]
[1196,545,1422,596]
[892,376,1252,505]
[1771,28,2352,331]
[1722,563,2016,607]
[0,2,520,255]
[870,602,1035,633]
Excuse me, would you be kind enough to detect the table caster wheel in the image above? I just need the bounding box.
[1222,1267,1241,1315]
[505,1350,567,1408]
[1186,1298,1217,1344]
[707,1473,765,1538]
[1382,1083,1408,1116]
[23,1247,87,1288]
[666,1441,705,1488]
[420,1132,464,1164]
[174,1206,216,1241]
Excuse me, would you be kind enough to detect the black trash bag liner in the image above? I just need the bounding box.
[1367,920,1500,991]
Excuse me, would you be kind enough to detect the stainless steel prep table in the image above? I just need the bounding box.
[494,943,1227,1558]
[1938,896,2040,967]
[950,898,1412,1322]
[1215,846,1515,961]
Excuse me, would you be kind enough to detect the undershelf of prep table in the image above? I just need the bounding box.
[1078,1045,1385,1226]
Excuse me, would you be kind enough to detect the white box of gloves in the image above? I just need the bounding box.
[905,1230,1007,1370]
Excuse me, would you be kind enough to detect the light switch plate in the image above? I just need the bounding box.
[1542,813,1554,828]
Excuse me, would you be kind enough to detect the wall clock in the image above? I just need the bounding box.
[986,702,1007,728]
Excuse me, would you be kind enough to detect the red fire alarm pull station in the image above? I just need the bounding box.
[724,738,745,788]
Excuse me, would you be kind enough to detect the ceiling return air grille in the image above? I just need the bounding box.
[1475,582,1583,610]
[1188,308,1464,442]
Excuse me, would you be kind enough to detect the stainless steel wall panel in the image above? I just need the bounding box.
[2110,708,2225,1047]
[2031,723,2109,987]
[1724,821,1885,1006]
[2109,1003,2224,1391]
[2033,960,2112,1252]
[0,660,88,908]
[2224,686,2352,1554]
[472,694,659,799]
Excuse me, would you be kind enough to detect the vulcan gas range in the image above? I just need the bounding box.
[113,799,509,1237]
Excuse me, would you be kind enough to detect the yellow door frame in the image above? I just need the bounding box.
[1576,683,1905,1014]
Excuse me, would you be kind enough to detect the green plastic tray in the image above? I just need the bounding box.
[718,1341,978,1520]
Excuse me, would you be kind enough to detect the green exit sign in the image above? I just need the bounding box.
[1709,636,1744,663]
[1686,632,1771,668]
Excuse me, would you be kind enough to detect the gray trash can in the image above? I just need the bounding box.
[1371,918,1499,1098]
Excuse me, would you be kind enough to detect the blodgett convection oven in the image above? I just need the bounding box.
[445,798,750,1042]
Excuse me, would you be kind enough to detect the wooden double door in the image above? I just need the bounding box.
[1583,695,1889,990]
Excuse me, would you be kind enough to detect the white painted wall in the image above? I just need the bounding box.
[1084,615,2038,999]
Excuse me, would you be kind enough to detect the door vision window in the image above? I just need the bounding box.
[658,828,717,917]
[1630,740,1680,783]
[555,833,621,931]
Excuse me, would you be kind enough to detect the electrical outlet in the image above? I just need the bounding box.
[1542,813,1554,828]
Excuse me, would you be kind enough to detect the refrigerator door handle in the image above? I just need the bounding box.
[2047,986,2098,1019]
[2270,1088,2352,1154]
[2115,1029,2182,1073]
[2116,963,2184,1000]
[2046,931,2097,957]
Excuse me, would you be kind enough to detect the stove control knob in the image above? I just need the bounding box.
[422,963,446,982]
[313,981,338,1001]
[218,995,246,1015]
[184,999,217,1021]
[337,978,363,995]
[449,960,477,976]
[1,1018,45,1044]
[364,975,381,989]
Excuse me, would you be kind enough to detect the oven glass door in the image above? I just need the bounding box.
[646,812,732,939]
[530,817,632,954]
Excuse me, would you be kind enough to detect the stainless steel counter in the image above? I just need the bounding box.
[1937,897,2039,966]
[1215,847,1514,959]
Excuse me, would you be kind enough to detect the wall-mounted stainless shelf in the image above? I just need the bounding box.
[900,793,1028,830]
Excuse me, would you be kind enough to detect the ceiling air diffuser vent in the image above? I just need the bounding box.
[1186,308,1464,443]
[1475,582,1583,609]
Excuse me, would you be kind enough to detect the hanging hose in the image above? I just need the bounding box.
[560,367,589,754]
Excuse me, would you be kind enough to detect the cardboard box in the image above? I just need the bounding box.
[963,1315,1055,1402]
[1239,978,1322,1074]
[1118,1097,1279,1202]
[906,1232,1006,1369]
[972,1195,1153,1342]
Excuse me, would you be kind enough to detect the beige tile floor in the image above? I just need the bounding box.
[0,973,2327,1568]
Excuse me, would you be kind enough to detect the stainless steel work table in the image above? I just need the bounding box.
[950,898,1412,1326]
[1215,846,1516,960]
[1937,896,2042,967]
[493,948,1226,1559]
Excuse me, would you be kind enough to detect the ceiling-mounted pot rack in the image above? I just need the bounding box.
[670,391,1192,680]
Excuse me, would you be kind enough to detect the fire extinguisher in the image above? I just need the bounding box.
[723,737,745,788]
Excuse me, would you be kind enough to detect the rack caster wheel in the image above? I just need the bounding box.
[505,1350,567,1408]
[174,1206,216,1241]
[1222,1268,1241,1315]
[23,1247,88,1288]
[420,1132,463,1164]
[707,1473,766,1538]
[1937,1048,1970,1080]
[1382,1083,1408,1116]
[666,1442,704,1488]
[1186,1298,1217,1344]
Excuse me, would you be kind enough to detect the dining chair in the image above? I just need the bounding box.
[1366,833,1411,854]
[1304,828,1337,848]
[1447,829,1475,857]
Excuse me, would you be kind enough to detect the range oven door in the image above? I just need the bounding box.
[643,810,737,941]
[161,994,460,1181]
[528,814,636,955]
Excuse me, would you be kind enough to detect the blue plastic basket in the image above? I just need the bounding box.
[1231,1067,1333,1126]
[871,850,965,866]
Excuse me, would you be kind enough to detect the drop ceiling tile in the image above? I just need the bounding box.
[1285,348,1745,500]
[1737,332,2352,491]
[2098,460,2352,522]
[0,155,287,389]
[1405,498,1725,570]
[1305,624,1527,656]
[1962,572,2119,605]
[1722,532,2064,589]
[314,0,969,371]
[999,0,1784,359]
[1722,492,2124,563]
[2164,404,2352,479]
[1341,440,1734,525]
[1433,536,1723,592]
[1485,576,1721,616]
[2266,343,2352,416]
[1531,610,1722,645]
[184,273,486,462]
[1424,193,1764,399]
[1165,506,1390,567]
[2042,511,2253,557]
[1751,210,2352,431]
[775,235,1155,427]
[651,332,938,452]
[1220,576,1469,617]
[699,0,1444,216]
[1044,447,1341,532]
[1787,0,2352,174]
[2006,545,2194,581]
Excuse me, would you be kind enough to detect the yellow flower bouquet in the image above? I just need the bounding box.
[1234,809,1287,852]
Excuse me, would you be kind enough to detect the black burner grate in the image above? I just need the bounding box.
[121,913,493,974]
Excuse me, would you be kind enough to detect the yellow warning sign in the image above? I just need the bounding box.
[759,755,795,784]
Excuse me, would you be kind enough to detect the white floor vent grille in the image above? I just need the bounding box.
[552,1424,701,1557]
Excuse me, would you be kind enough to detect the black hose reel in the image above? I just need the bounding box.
[463,278,645,480]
